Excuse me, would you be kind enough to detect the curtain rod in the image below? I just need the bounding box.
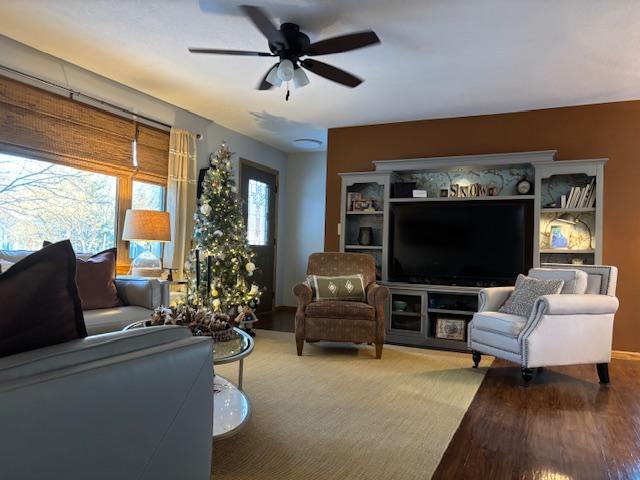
[1,64,202,139]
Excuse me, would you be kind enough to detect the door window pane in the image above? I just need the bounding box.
[129,180,165,259]
[0,152,116,253]
[247,179,269,246]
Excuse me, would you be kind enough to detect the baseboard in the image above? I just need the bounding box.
[612,350,640,361]
[274,306,296,313]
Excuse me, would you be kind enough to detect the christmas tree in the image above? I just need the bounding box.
[186,143,261,316]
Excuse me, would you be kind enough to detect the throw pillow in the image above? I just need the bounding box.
[0,240,87,358]
[307,274,366,302]
[499,274,564,318]
[76,248,122,310]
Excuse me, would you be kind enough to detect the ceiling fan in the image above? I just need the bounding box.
[189,5,381,99]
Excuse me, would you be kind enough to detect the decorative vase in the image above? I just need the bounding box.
[358,227,373,246]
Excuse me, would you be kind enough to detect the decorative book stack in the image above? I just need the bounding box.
[560,179,596,209]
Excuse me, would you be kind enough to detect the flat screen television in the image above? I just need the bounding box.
[389,200,533,286]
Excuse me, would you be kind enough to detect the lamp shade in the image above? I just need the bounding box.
[122,209,171,242]
[277,59,295,81]
[266,65,282,87]
[293,67,309,88]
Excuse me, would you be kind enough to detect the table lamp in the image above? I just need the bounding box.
[122,209,171,277]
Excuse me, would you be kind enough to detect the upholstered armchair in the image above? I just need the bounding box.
[468,265,619,384]
[293,252,389,358]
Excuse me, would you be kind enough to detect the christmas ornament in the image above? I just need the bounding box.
[200,203,212,215]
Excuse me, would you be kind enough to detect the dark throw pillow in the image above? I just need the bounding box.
[0,240,87,358]
[76,248,122,310]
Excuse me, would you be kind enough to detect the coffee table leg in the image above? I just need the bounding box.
[238,358,244,390]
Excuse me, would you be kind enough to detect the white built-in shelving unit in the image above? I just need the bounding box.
[339,150,606,352]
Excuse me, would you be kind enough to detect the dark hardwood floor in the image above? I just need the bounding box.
[433,358,640,480]
[258,311,640,479]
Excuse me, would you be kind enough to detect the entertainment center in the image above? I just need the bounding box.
[338,150,606,351]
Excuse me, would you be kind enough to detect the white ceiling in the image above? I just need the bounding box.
[2,0,640,153]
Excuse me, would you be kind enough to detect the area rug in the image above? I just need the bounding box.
[213,330,490,480]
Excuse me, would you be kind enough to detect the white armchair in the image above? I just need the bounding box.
[468,265,619,384]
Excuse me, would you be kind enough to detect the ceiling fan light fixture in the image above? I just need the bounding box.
[277,59,295,82]
[292,67,310,88]
[266,65,282,87]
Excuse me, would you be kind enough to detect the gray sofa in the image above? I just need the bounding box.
[87,276,170,334]
[0,326,213,480]
[1,250,169,335]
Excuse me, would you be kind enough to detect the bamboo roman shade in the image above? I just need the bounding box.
[0,75,169,182]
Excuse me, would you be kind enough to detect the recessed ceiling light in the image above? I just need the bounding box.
[293,138,323,148]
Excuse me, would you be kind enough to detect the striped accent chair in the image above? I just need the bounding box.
[293,252,389,358]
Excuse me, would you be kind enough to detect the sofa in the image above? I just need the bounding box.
[468,265,619,384]
[0,325,213,480]
[1,250,169,335]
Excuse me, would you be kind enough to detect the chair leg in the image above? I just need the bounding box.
[472,350,481,368]
[597,363,610,384]
[296,338,304,356]
[521,367,534,385]
[375,343,383,359]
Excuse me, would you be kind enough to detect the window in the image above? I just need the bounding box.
[129,180,165,259]
[0,152,116,253]
[246,179,269,246]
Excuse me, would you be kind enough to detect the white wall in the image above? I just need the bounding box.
[281,151,327,306]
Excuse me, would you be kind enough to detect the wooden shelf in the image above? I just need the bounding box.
[540,248,595,254]
[389,195,535,203]
[540,207,596,213]
[344,245,383,250]
[346,211,384,215]
[427,308,475,315]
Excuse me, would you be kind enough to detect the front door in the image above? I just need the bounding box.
[240,160,277,315]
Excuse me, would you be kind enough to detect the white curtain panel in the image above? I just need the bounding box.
[164,128,197,280]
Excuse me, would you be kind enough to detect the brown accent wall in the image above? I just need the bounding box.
[326,101,640,352]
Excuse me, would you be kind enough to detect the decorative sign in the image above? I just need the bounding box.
[450,183,498,198]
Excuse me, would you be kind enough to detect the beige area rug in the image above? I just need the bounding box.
[213,330,490,480]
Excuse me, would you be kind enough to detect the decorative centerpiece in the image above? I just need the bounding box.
[150,304,237,342]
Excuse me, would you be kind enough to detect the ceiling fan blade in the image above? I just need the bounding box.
[306,30,380,56]
[188,48,275,56]
[301,59,363,88]
[256,63,279,90]
[239,5,288,49]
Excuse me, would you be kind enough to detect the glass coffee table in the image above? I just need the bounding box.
[213,328,254,440]
[214,327,254,390]
[124,322,254,440]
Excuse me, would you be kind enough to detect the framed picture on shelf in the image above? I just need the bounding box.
[435,318,466,341]
[550,225,569,249]
[353,199,373,212]
[346,192,362,212]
